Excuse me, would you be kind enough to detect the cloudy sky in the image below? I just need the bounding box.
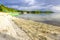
[0,0,60,12]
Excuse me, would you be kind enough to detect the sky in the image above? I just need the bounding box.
[0,0,60,12]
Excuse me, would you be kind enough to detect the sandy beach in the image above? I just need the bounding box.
[0,12,60,40]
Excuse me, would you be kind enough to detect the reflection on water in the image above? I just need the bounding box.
[17,13,60,26]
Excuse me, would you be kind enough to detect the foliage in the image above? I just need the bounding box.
[0,4,54,15]
[0,4,20,16]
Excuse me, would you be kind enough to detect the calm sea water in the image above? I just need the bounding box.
[17,13,60,26]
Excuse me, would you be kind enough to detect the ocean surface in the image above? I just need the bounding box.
[17,13,60,26]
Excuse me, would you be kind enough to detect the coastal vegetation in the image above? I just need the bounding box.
[0,4,54,16]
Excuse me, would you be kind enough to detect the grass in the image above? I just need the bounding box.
[8,12,19,16]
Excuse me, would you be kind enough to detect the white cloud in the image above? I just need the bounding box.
[18,6,42,10]
[19,6,44,10]
[6,0,46,10]
[7,3,46,10]
[51,5,60,12]
[24,0,35,5]
[6,0,60,12]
